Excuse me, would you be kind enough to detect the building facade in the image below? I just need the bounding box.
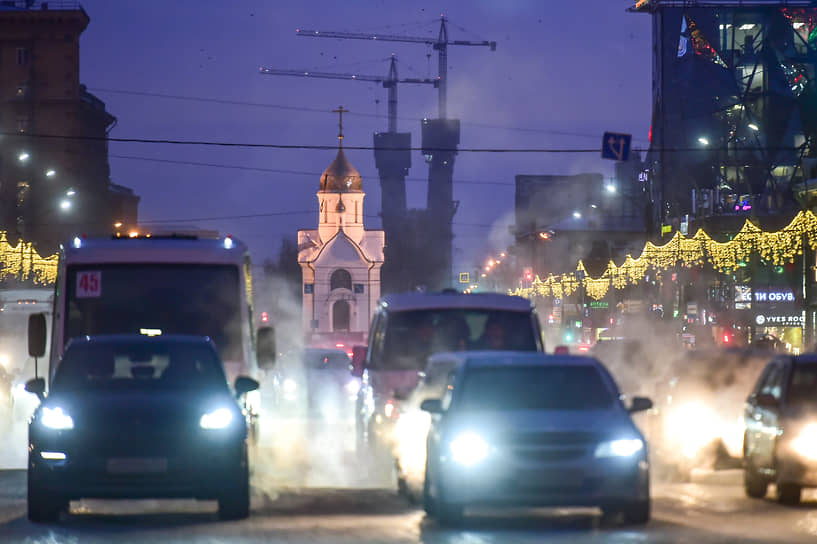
[633,0,817,228]
[298,135,385,346]
[0,1,138,254]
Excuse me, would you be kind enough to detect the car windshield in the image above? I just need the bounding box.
[457,365,614,411]
[51,340,228,392]
[380,309,538,371]
[788,364,817,406]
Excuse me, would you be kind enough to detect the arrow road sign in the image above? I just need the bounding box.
[601,132,632,161]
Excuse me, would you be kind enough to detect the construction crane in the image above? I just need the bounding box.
[259,56,437,133]
[296,16,496,119]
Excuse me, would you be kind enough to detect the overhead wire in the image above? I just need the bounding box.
[108,154,516,186]
[3,130,743,153]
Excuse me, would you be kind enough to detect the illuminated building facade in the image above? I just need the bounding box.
[632,0,817,229]
[0,1,139,254]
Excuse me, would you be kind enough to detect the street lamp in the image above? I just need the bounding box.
[605,184,616,194]
[59,199,71,210]
[18,152,29,162]
[748,123,759,131]
[698,137,710,146]
[66,189,76,197]
[45,169,56,177]
[572,211,582,219]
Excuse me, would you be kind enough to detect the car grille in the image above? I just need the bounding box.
[512,448,587,463]
[502,431,604,447]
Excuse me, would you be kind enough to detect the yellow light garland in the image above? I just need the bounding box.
[0,232,58,285]
[511,211,817,302]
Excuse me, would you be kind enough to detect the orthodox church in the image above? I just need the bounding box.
[298,107,385,342]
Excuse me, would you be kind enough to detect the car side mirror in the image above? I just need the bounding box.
[234,376,259,397]
[629,396,653,413]
[256,326,276,368]
[25,377,46,401]
[351,345,367,378]
[420,398,443,414]
[28,313,46,358]
[755,393,778,408]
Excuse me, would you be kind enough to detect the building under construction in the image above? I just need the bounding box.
[631,0,817,228]
[284,18,494,293]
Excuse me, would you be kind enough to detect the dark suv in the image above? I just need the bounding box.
[25,334,258,522]
[743,354,817,504]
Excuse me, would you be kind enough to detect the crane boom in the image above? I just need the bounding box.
[296,16,496,118]
[295,28,495,48]
[259,56,437,132]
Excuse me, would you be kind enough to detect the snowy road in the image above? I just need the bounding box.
[2,468,817,543]
[3,417,817,543]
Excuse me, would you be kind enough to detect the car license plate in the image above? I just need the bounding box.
[519,469,583,489]
[106,457,168,474]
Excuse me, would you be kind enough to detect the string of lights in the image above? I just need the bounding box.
[512,211,817,301]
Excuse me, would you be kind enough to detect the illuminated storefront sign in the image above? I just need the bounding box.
[753,289,795,303]
[755,314,804,327]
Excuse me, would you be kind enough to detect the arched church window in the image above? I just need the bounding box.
[330,268,352,291]
[333,300,351,331]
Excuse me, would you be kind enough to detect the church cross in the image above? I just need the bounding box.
[332,105,349,144]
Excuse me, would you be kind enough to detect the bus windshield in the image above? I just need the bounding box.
[65,264,243,361]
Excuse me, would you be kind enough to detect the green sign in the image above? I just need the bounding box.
[589,301,609,309]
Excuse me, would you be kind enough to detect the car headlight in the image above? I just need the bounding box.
[449,432,489,466]
[345,379,361,396]
[791,424,817,460]
[41,406,74,430]
[595,438,644,458]
[200,408,234,430]
[283,378,297,393]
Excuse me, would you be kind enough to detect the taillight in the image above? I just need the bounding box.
[384,400,399,419]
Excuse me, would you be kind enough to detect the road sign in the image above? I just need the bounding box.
[601,132,632,161]
[459,272,470,283]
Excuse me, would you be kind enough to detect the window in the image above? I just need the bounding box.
[330,268,352,291]
[16,47,28,66]
[332,300,351,331]
[457,365,614,411]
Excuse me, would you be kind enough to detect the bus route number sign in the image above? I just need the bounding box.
[77,271,102,298]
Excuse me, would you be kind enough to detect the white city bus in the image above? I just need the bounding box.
[40,234,270,427]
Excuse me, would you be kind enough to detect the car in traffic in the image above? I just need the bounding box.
[649,347,770,479]
[24,334,258,522]
[420,352,652,525]
[270,347,359,421]
[743,354,817,505]
[351,291,545,455]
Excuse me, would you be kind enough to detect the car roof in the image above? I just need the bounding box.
[66,334,216,346]
[63,236,247,265]
[461,351,601,369]
[379,292,533,312]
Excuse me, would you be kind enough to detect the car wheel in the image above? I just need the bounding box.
[777,481,802,506]
[622,499,650,525]
[218,448,250,520]
[422,470,434,515]
[27,472,66,523]
[743,465,768,499]
[432,474,464,526]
